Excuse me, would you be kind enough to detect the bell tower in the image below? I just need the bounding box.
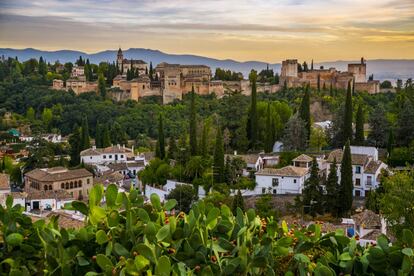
[117,47,123,71]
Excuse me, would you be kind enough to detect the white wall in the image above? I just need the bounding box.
[255,174,305,195]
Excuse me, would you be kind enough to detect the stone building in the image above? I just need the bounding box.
[280,57,380,93]
[117,48,147,75]
[24,167,93,200]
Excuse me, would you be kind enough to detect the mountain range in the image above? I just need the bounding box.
[1,48,413,82]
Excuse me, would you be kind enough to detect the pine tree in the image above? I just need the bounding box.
[303,157,323,216]
[299,84,311,141]
[189,86,197,156]
[69,126,81,166]
[156,113,166,159]
[102,124,111,147]
[354,104,365,145]
[317,74,321,92]
[339,140,353,216]
[80,117,90,150]
[149,62,153,80]
[247,70,258,149]
[311,59,314,70]
[232,190,245,214]
[387,128,394,156]
[98,73,106,98]
[213,126,225,184]
[343,81,353,145]
[200,121,209,157]
[38,56,47,77]
[396,99,414,146]
[329,82,333,97]
[265,103,273,153]
[325,158,339,216]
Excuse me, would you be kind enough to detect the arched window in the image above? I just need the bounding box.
[70,182,73,189]
[44,185,48,191]
[79,180,82,187]
[61,183,64,189]
[74,182,77,188]
[66,183,69,189]
[49,185,52,190]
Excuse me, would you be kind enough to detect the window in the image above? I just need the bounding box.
[272,178,279,187]
[87,179,90,184]
[293,179,297,184]
[355,166,361,174]
[109,155,112,158]
[49,185,52,190]
[262,188,266,194]
[273,189,277,194]
[61,183,64,189]
[355,178,361,186]
[79,180,82,187]
[66,183,69,189]
[70,182,73,189]
[355,190,361,197]
[44,185,48,191]
[90,157,92,159]
[121,155,124,158]
[103,155,106,159]
[367,176,372,186]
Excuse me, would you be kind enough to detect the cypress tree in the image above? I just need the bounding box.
[354,104,364,145]
[329,82,333,97]
[69,126,81,166]
[189,86,197,156]
[247,70,258,149]
[299,84,311,140]
[168,136,177,160]
[213,126,225,184]
[302,157,323,216]
[200,121,209,157]
[95,122,102,148]
[339,140,353,216]
[149,62,153,80]
[80,117,90,150]
[311,59,314,70]
[325,158,339,216]
[98,73,106,98]
[156,113,166,159]
[232,190,245,214]
[102,124,111,147]
[343,81,353,145]
[265,103,273,153]
[387,128,394,156]
[317,74,321,92]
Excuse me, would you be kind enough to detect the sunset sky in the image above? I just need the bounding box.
[0,0,413,62]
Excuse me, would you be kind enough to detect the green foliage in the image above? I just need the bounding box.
[231,190,245,214]
[247,70,258,149]
[213,126,225,184]
[325,158,339,216]
[166,184,196,213]
[339,140,353,216]
[367,104,389,148]
[302,158,323,216]
[282,114,308,151]
[189,88,198,156]
[299,84,311,140]
[354,104,365,145]
[309,127,327,152]
[343,81,353,145]
[156,113,166,159]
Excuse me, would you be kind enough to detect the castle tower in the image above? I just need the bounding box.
[347,57,366,83]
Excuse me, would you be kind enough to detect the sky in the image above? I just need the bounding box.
[0,0,413,62]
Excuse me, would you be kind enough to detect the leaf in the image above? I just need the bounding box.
[294,253,310,264]
[105,184,118,208]
[314,263,335,276]
[77,256,90,266]
[108,210,120,227]
[96,254,113,271]
[96,230,109,245]
[6,233,23,246]
[402,229,414,246]
[136,244,157,264]
[150,193,161,210]
[155,256,171,276]
[156,224,170,242]
[339,252,352,261]
[402,248,413,257]
[206,207,220,229]
[137,208,150,223]
[71,201,89,216]
[135,255,150,271]
[114,243,129,257]
[6,195,13,209]
[89,184,104,207]
[164,199,177,211]
[247,209,255,223]
[376,235,389,253]
[282,220,288,233]
[144,221,157,237]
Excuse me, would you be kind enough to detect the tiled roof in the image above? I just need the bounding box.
[256,166,309,177]
[80,145,131,156]
[365,160,383,174]
[226,154,259,165]
[123,59,147,65]
[0,173,10,190]
[27,190,74,200]
[25,168,92,182]
[327,149,369,165]
[127,161,145,167]
[292,154,313,163]
[94,171,124,185]
[352,210,381,229]
[108,163,128,171]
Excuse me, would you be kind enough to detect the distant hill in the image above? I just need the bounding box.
[1,47,413,82]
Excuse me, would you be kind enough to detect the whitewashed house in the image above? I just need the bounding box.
[326,146,388,197]
[81,145,132,164]
[144,180,207,202]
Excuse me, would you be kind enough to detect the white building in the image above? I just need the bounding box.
[71,66,85,77]
[144,180,207,202]
[255,165,310,195]
[80,145,139,165]
[326,146,388,197]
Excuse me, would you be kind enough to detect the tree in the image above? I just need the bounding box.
[26,107,35,122]
[80,117,90,150]
[95,122,102,148]
[338,140,353,216]
[387,128,394,156]
[98,73,106,98]
[232,190,245,214]
[396,99,414,146]
[247,70,258,149]
[213,126,225,184]
[185,156,205,180]
[303,158,323,216]
[354,104,365,145]
[156,113,166,159]
[200,121,209,157]
[69,126,81,166]
[38,56,47,77]
[325,158,339,216]
[167,185,196,213]
[380,172,414,235]
[149,62,153,80]
[343,81,353,145]
[299,85,311,140]
[309,127,327,152]
[168,136,177,160]
[281,114,308,151]
[42,108,53,131]
[264,103,273,153]
[256,193,278,219]
[367,105,389,147]
[102,124,111,148]
[189,86,197,156]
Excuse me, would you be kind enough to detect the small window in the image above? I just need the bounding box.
[355,178,361,186]
[90,157,92,159]
[367,176,372,185]
[355,166,361,174]
[61,183,64,189]
[273,189,277,194]
[87,179,90,184]
[272,178,279,187]
[293,179,297,184]
[262,188,266,194]
[355,190,361,197]
[103,155,106,159]
[109,155,112,158]
[121,155,124,158]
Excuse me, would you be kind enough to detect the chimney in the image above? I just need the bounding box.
[92,145,96,150]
